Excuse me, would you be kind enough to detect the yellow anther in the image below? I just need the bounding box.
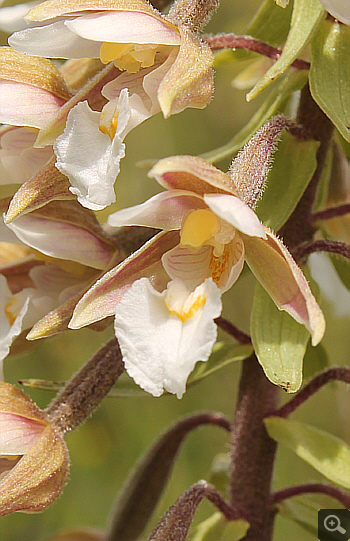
[181,209,220,249]
[100,42,160,73]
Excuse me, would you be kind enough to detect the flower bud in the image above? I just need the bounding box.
[0,382,69,516]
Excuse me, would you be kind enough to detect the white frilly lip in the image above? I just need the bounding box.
[114,277,222,398]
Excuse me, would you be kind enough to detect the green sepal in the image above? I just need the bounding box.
[251,282,310,393]
[247,0,325,101]
[256,131,319,231]
[310,20,350,142]
[264,417,350,489]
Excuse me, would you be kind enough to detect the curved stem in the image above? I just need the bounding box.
[293,239,350,262]
[272,483,350,509]
[215,316,252,344]
[311,203,350,222]
[272,368,350,419]
[204,33,310,70]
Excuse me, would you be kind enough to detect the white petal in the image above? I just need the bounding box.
[114,277,222,398]
[319,0,350,24]
[66,12,181,45]
[54,100,126,210]
[0,81,65,128]
[0,1,39,33]
[5,214,111,269]
[108,190,204,229]
[0,412,45,455]
[204,193,267,239]
[0,276,30,379]
[9,20,101,58]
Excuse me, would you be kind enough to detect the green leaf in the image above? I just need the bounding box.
[251,282,310,392]
[310,20,350,142]
[201,69,308,164]
[255,131,319,230]
[190,513,249,541]
[247,0,326,101]
[264,417,350,489]
[278,494,344,537]
[188,343,253,386]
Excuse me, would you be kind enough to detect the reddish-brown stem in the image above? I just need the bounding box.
[46,338,123,433]
[293,239,350,262]
[203,33,310,70]
[311,203,350,222]
[215,316,252,344]
[229,355,279,541]
[278,84,334,248]
[271,368,350,419]
[272,483,350,509]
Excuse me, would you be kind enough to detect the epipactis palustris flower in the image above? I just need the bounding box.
[69,154,325,399]
[0,198,117,375]
[8,0,214,210]
[0,382,69,516]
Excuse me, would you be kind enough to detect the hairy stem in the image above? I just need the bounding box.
[293,239,350,262]
[272,483,350,509]
[272,368,350,419]
[278,84,334,248]
[204,34,310,70]
[229,355,279,541]
[46,338,123,433]
[311,203,350,222]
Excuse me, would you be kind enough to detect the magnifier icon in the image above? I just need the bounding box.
[324,515,347,535]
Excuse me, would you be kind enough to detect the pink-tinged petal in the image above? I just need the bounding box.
[108,190,205,230]
[69,230,179,329]
[9,21,101,59]
[0,412,45,455]
[204,193,267,239]
[66,12,181,45]
[0,127,53,186]
[0,81,66,129]
[25,0,159,22]
[158,28,213,117]
[54,100,125,210]
[148,155,238,195]
[242,227,326,345]
[114,277,222,398]
[163,235,245,293]
[5,211,113,270]
[162,244,212,291]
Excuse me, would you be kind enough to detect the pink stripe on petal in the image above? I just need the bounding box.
[0,412,45,455]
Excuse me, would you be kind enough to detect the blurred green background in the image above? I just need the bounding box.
[1,0,350,540]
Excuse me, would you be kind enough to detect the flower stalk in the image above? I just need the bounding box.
[46,338,123,433]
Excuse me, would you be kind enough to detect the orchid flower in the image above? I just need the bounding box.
[8,0,214,210]
[69,152,325,399]
[0,198,117,375]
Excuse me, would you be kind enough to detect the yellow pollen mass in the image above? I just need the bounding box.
[100,42,159,73]
[181,209,219,249]
[167,294,206,322]
[209,246,230,286]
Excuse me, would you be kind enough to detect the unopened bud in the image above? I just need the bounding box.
[0,382,69,516]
